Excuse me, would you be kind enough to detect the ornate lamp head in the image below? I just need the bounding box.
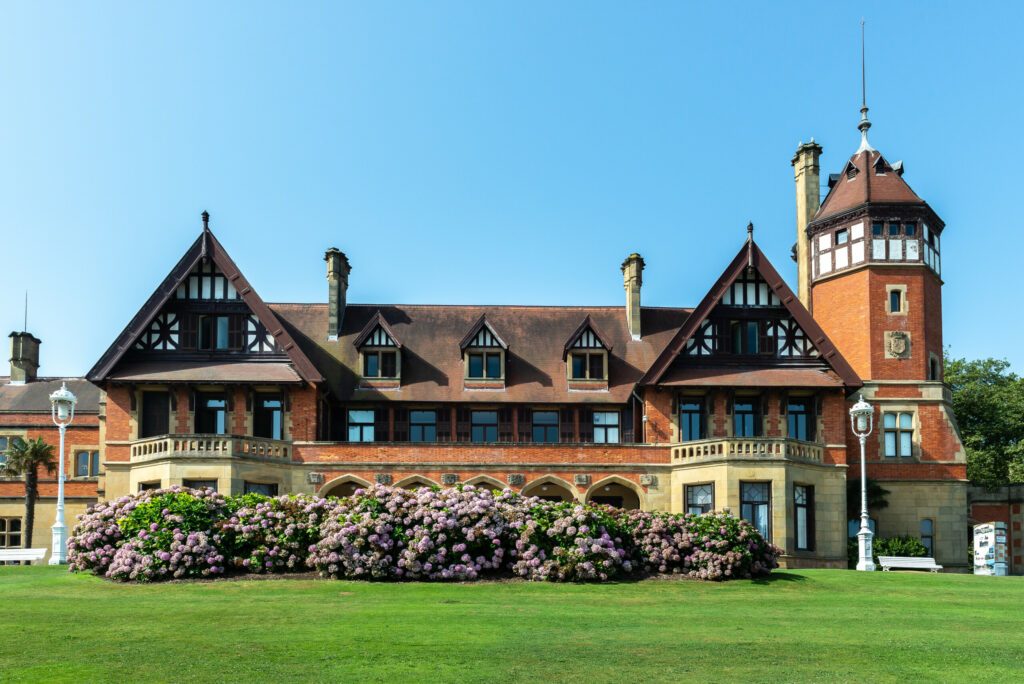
[49,382,77,426]
[849,393,874,437]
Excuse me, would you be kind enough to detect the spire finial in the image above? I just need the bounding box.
[201,210,210,232]
[857,19,874,153]
[746,222,754,267]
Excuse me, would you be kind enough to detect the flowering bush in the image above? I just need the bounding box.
[68,485,780,583]
[506,501,632,581]
[219,495,339,574]
[622,510,781,580]
[309,485,515,580]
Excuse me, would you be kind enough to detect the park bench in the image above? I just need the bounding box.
[0,548,47,565]
[878,555,943,572]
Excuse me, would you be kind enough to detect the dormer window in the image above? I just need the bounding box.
[570,352,605,380]
[353,311,403,384]
[459,315,508,385]
[364,350,398,378]
[563,316,612,385]
[468,351,502,379]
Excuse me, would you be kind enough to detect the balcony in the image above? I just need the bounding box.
[670,437,823,464]
[130,434,291,463]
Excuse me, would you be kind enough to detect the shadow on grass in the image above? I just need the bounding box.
[751,571,809,585]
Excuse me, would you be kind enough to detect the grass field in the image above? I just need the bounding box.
[1,567,1022,683]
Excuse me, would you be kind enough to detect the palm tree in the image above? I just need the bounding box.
[3,437,57,551]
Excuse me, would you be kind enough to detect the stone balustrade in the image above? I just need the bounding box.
[670,437,823,464]
[130,434,291,462]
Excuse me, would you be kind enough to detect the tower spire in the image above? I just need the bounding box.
[857,19,874,153]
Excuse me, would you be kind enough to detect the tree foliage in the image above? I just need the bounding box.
[945,354,1024,487]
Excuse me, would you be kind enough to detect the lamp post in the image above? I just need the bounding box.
[48,382,77,565]
[849,394,875,572]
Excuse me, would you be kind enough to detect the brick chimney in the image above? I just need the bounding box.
[621,253,645,340]
[9,332,40,384]
[324,248,351,341]
[792,139,822,309]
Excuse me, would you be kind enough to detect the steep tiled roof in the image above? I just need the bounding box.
[815,149,923,222]
[271,304,691,404]
[0,378,101,413]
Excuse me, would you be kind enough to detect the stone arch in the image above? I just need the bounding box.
[521,476,579,503]
[463,475,507,493]
[320,474,372,499]
[393,475,440,491]
[585,476,643,510]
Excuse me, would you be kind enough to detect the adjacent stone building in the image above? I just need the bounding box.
[1,111,970,570]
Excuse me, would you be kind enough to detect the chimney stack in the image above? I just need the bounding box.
[621,253,645,340]
[9,332,40,384]
[792,140,822,309]
[324,248,351,341]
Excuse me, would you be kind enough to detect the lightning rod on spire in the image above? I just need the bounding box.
[857,18,875,153]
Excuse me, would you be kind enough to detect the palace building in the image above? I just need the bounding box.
[1,109,972,570]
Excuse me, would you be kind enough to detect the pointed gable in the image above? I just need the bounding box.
[563,315,612,359]
[639,236,861,389]
[353,311,402,349]
[458,315,508,353]
[87,224,322,383]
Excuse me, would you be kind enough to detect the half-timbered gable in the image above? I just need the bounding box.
[640,233,860,389]
[87,217,321,385]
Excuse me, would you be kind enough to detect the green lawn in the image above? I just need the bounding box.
[1,567,1022,683]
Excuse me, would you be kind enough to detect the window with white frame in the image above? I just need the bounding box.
[593,411,620,444]
[883,412,914,458]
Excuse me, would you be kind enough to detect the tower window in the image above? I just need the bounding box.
[904,222,917,236]
[929,357,941,382]
[883,412,914,458]
[872,222,884,237]
[889,290,903,313]
[835,228,849,245]
[888,223,901,236]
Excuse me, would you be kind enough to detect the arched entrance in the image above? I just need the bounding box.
[586,479,641,510]
[394,476,439,491]
[464,476,506,493]
[321,476,371,499]
[522,477,576,502]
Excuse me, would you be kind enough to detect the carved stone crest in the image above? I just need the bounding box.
[885,331,911,359]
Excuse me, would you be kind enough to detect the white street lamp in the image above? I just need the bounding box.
[49,382,77,565]
[849,393,875,572]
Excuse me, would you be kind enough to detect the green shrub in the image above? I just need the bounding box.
[847,534,928,568]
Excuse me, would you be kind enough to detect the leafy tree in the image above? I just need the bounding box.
[945,354,1024,487]
[3,437,57,550]
[846,478,890,521]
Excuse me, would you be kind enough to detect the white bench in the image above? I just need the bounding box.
[878,555,943,572]
[0,548,47,564]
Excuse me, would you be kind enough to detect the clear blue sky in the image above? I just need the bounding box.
[2,2,1021,376]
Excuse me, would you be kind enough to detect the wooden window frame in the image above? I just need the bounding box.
[361,348,401,380]
[678,397,706,442]
[0,517,23,548]
[732,396,762,438]
[409,409,438,443]
[465,349,505,381]
[592,410,620,444]
[567,350,608,381]
[347,409,376,443]
[470,410,499,443]
[73,449,102,478]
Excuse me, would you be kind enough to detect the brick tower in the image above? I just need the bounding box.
[792,93,968,568]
